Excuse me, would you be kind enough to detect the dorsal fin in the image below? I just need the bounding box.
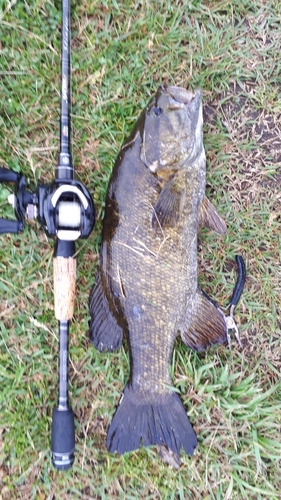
[89,270,124,352]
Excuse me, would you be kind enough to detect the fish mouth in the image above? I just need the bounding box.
[162,85,201,106]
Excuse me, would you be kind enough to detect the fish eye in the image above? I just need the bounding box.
[151,106,162,117]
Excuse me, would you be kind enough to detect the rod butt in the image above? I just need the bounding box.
[51,407,75,470]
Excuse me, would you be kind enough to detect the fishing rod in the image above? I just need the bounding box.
[0,0,95,470]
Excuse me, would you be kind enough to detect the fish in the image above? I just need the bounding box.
[89,84,229,459]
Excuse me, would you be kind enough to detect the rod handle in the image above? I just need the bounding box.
[53,256,76,320]
[51,407,75,470]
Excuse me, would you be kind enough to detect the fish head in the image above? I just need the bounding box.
[140,85,203,173]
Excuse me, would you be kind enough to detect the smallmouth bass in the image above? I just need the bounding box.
[89,85,232,459]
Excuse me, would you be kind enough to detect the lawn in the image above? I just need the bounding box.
[0,0,281,498]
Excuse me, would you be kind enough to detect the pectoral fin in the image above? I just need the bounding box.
[180,289,227,351]
[152,174,186,229]
[199,196,226,235]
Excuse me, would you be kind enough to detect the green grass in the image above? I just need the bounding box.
[1,0,281,498]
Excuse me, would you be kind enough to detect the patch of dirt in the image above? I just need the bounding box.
[204,80,281,191]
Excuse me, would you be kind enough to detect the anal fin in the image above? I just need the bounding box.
[89,270,123,352]
[180,289,227,351]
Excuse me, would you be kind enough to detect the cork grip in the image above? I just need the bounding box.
[53,257,76,320]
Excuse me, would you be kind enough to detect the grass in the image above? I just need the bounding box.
[0,0,281,498]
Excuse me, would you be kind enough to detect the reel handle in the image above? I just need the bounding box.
[51,407,75,470]
[0,218,21,234]
[0,166,20,183]
[0,167,29,233]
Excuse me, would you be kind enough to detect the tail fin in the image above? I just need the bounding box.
[106,384,197,456]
